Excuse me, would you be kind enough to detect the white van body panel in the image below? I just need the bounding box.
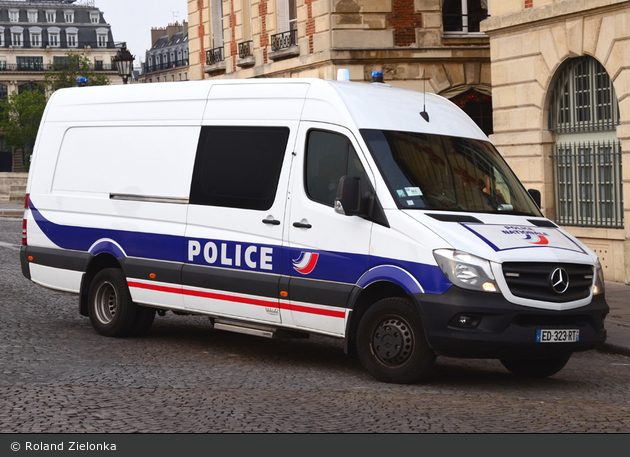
[20,78,608,380]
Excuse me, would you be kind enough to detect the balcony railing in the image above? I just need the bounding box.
[144,59,189,74]
[0,63,117,72]
[2,40,117,49]
[206,47,224,66]
[443,12,489,34]
[271,29,297,52]
[238,40,253,59]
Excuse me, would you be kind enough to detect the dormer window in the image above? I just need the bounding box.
[96,28,108,48]
[48,27,60,47]
[46,10,56,23]
[90,12,100,24]
[64,10,74,23]
[9,9,19,23]
[28,10,38,23]
[66,28,78,48]
[11,27,23,47]
[30,27,42,47]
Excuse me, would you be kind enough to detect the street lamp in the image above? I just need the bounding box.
[112,42,135,85]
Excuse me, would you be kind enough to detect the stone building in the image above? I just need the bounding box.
[0,0,120,172]
[0,0,118,94]
[141,21,189,84]
[482,0,630,283]
[187,0,493,133]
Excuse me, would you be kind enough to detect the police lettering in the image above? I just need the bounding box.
[188,240,273,270]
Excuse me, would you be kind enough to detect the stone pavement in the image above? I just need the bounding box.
[2,200,628,357]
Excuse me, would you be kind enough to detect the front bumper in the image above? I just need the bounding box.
[414,287,609,359]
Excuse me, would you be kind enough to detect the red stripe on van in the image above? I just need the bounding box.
[280,302,346,319]
[128,281,275,308]
[127,281,345,319]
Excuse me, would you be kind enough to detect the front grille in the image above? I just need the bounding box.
[502,262,593,303]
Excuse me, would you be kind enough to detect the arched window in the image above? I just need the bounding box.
[549,56,623,228]
[449,89,493,135]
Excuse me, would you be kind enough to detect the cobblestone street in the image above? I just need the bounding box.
[2,218,630,433]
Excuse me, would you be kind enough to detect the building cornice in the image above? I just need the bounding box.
[481,0,630,36]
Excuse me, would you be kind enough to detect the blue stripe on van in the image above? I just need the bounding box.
[30,200,451,294]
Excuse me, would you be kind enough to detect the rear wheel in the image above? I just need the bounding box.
[357,297,435,384]
[88,268,139,337]
[500,354,571,378]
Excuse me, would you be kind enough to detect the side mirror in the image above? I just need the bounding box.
[528,188,541,209]
[335,175,362,215]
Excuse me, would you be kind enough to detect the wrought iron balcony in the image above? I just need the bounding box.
[143,59,189,74]
[271,29,297,52]
[206,47,224,66]
[238,40,253,59]
[2,40,117,49]
[0,63,117,72]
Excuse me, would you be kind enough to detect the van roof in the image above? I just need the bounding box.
[44,78,487,141]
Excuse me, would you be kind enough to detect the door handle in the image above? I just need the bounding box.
[293,222,312,229]
[262,218,281,225]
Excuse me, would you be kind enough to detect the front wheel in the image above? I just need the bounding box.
[357,297,435,384]
[88,268,139,337]
[500,354,571,378]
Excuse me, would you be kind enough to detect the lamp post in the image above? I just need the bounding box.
[112,42,135,85]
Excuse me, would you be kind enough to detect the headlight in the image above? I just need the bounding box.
[433,249,499,293]
[593,259,605,295]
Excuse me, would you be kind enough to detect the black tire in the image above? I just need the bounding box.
[129,306,156,336]
[500,354,571,378]
[357,297,436,384]
[88,268,139,337]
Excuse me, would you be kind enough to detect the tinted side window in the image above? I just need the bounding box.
[190,126,289,210]
[305,130,368,207]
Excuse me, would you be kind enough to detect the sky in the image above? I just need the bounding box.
[94,0,187,65]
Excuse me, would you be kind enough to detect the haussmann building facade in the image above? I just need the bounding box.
[187,0,494,134]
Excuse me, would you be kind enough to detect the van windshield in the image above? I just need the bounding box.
[361,129,541,216]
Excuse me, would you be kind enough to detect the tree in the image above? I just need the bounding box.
[44,51,110,92]
[0,89,47,172]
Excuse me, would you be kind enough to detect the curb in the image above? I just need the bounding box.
[0,212,23,219]
[598,343,630,358]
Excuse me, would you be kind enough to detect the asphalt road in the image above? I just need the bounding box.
[1,218,629,433]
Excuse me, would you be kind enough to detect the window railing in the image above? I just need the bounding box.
[0,63,117,72]
[238,40,253,59]
[206,47,224,66]
[551,140,624,228]
[443,12,489,34]
[271,29,297,52]
[3,40,116,49]
[144,59,189,74]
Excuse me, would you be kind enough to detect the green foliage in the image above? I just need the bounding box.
[0,89,47,171]
[44,51,110,92]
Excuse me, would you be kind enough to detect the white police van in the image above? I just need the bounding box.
[20,74,609,383]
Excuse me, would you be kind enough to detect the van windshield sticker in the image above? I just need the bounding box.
[407,200,415,206]
[405,187,423,197]
[461,223,588,254]
[396,189,406,197]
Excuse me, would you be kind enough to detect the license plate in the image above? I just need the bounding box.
[536,329,579,343]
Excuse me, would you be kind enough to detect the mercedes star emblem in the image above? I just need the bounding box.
[550,267,570,294]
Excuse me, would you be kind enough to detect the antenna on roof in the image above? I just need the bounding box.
[169,11,179,23]
[420,69,430,122]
